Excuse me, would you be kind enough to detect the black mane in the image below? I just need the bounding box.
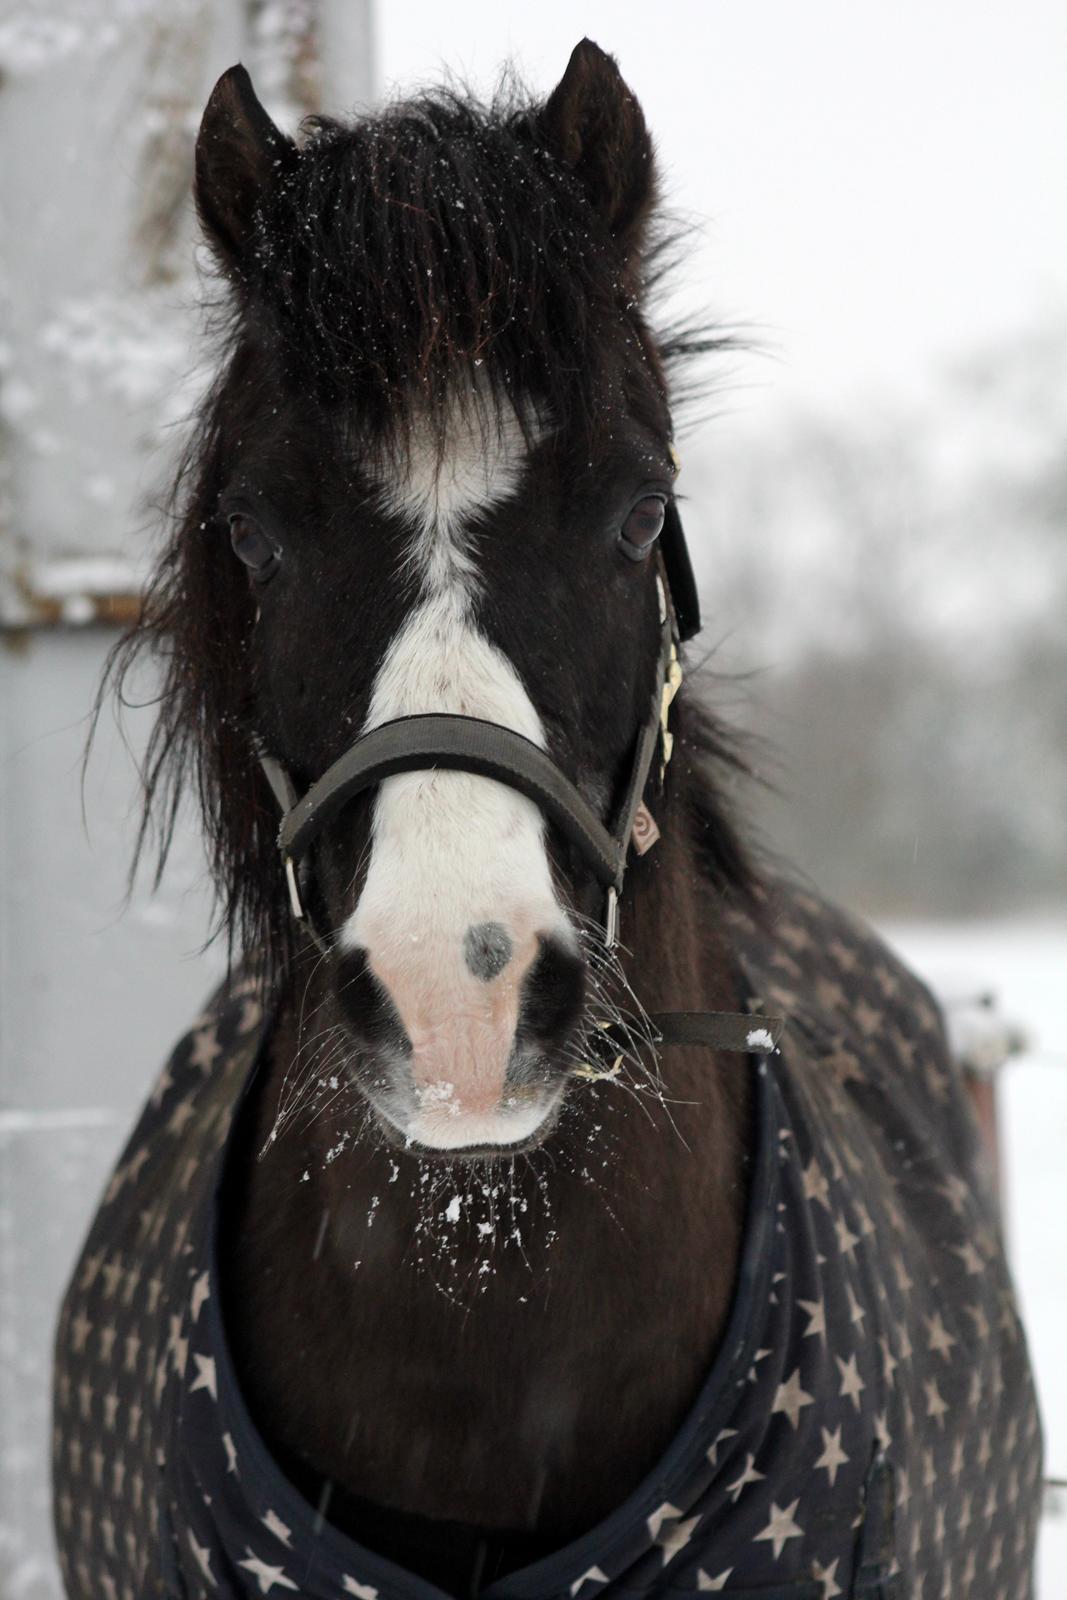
[253,87,661,444]
[98,73,755,969]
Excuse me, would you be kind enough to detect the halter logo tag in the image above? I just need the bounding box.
[631,802,661,856]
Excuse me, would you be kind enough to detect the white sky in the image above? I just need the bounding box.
[378,1,1067,425]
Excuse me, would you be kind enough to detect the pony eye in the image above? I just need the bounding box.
[228,513,280,582]
[619,495,667,561]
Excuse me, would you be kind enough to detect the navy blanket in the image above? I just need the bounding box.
[53,881,1042,1597]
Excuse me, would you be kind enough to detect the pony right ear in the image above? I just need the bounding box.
[540,40,656,265]
[195,65,296,272]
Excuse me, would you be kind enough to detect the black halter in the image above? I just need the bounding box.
[257,531,784,1059]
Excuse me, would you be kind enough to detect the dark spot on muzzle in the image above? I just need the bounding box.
[463,921,514,982]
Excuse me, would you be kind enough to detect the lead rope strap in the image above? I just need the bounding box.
[572,1010,787,1078]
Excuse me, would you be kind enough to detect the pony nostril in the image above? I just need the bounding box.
[334,948,411,1055]
[463,921,514,982]
[518,935,585,1043]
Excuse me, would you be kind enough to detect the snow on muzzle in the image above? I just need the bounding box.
[335,766,585,1151]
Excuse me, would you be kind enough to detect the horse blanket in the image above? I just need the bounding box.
[52,880,1042,1598]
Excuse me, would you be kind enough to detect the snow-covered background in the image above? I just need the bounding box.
[1,0,1064,1595]
[883,922,1067,1596]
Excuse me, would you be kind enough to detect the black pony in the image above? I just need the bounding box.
[54,41,1041,1600]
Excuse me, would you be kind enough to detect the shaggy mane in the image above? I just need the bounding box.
[242,81,728,448]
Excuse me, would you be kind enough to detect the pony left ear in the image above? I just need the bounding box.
[541,40,656,259]
[195,64,296,273]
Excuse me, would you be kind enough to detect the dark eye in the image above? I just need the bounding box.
[228,512,280,583]
[619,495,667,561]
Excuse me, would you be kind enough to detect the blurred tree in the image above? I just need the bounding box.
[688,318,1067,915]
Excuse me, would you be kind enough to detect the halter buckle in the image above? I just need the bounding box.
[660,641,682,779]
[605,886,620,949]
[284,856,306,923]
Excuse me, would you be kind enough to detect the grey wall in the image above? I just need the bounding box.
[0,635,223,1596]
[0,5,374,1592]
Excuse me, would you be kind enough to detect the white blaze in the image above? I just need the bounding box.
[341,403,571,1147]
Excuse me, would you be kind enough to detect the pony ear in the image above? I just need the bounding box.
[541,40,656,258]
[195,65,296,272]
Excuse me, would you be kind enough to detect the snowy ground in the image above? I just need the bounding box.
[882,919,1067,1599]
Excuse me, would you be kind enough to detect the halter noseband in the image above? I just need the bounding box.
[257,527,784,1058]
[260,554,677,945]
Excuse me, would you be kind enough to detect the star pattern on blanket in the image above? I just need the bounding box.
[52,887,1043,1598]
